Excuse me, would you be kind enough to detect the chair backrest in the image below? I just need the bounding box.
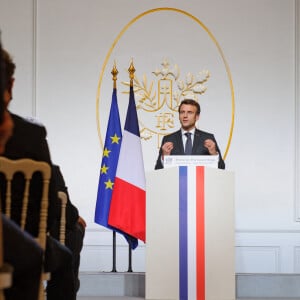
[57,191,67,245]
[0,157,51,251]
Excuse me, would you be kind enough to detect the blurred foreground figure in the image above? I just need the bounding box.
[1,48,76,300]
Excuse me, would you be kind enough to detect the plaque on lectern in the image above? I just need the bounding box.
[164,155,218,168]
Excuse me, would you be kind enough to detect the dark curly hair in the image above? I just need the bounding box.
[178,99,201,115]
[2,48,15,90]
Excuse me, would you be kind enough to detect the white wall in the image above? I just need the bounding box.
[0,0,299,273]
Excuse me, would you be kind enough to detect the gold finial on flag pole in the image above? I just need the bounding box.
[111,60,118,89]
[128,59,135,87]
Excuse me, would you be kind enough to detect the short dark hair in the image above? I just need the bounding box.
[2,49,15,90]
[178,99,201,115]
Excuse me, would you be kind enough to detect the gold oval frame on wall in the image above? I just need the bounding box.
[96,7,235,160]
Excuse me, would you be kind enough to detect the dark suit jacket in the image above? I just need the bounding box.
[1,113,76,300]
[0,113,59,236]
[3,214,43,300]
[50,165,79,238]
[155,128,225,170]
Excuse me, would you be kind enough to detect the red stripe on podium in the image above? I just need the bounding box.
[196,166,205,300]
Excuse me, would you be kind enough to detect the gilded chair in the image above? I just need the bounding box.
[57,191,67,245]
[0,157,51,300]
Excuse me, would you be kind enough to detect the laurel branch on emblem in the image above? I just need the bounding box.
[121,59,210,142]
[122,59,210,111]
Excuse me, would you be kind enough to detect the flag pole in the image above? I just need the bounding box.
[126,60,135,273]
[112,60,118,89]
[111,231,117,272]
[111,62,118,273]
[127,243,133,272]
[128,58,135,82]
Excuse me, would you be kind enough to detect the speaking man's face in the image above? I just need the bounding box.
[179,104,199,131]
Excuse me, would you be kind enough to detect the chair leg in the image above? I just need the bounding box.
[38,278,45,300]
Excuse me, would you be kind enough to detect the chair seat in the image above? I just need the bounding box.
[0,263,13,289]
[0,273,12,289]
[42,272,50,281]
[0,157,52,300]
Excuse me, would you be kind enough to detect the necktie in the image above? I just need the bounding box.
[184,132,192,155]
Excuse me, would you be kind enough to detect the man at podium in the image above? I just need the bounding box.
[155,99,225,169]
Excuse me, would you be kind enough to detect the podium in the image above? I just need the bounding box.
[146,166,235,300]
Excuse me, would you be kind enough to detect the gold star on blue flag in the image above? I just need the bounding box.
[94,87,138,249]
[95,88,122,227]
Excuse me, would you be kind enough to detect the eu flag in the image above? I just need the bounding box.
[94,88,138,249]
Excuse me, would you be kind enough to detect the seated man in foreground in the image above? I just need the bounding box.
[1,48,76,300]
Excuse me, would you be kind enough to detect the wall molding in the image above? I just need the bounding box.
[32,0,38,116]
[295,0,300,221]
[294,246,300,272]
[236,228,300,233]
[236,246,280,273]
[235,230,300,273]
[82,230,300,273]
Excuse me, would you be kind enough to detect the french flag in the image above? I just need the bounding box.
[108,85,146,243]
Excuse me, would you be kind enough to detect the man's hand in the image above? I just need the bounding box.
[77,216,86,228]
[204,139,218,155]
[161,142,174,158]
